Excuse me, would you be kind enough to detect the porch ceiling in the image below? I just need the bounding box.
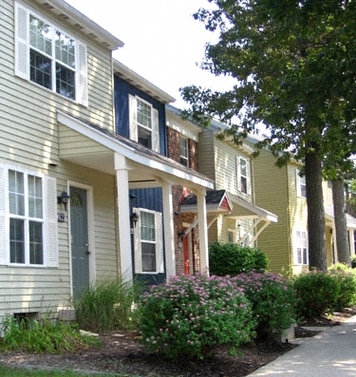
[57,111,214,191]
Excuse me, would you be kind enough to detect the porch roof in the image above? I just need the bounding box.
[325,206,356,230]
[57,111,214,191]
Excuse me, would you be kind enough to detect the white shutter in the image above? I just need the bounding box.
[152,108,159,152]
[76,41,88,107]
[236,156,241,192]
[246,159,251,195]
[0,167,7,265]
[296,170,302,197]
[45,176,58,267]
[15,3,29,79]
[133,208,142,273]
[155,212,164,273]
[129,95,138,142]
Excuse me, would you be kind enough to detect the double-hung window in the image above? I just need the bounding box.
[296,170,306,198]
[15,2,88,105]
[133,208,163,274]
[0,166,58,267]
[236,155,251,195]
[294,230,308,265]
[179,136,189,167]
[129,95,159,152]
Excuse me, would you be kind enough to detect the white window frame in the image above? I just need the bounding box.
[227,228,237,244]
[236,155,251,195]
[179,135,189,167]
[0,165,58,267]
[294,230,309,265]
[129,95,159,152]
[296,169,307,198]
[15,2,88,106]
[133,207,164,274]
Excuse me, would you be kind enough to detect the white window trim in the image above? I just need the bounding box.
[293,229,309,265]
[296,169,307,198]
[15,2,88,106]
[179,135,189,167]
[133,207,164,274]
[0,165,58,267]
[236,155,251,196]
[129,94,159,152]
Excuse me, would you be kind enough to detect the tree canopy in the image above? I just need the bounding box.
[181,0,356,271]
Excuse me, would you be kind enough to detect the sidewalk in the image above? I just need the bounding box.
[248,316,356,376]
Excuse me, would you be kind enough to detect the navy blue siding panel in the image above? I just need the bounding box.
[114,76,167,156]
[130,188,166,284]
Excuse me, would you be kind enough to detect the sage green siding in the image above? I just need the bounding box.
[0,0,118,322]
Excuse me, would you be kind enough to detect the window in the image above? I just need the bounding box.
[227,229,237,244]
[296,170,306,198]
[294,230,308,265]
[0,166,58,267]
[179,136,189,167]
[236,155,251,195]
[129,95,159,152]
[15,3,88,105]
[133,208,163,274]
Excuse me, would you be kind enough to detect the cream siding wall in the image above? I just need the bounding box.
[253,148,292,273]
[198,129,216,181]
[0,0,118,321]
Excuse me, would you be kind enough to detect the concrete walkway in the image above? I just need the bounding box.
[248,316,356,376]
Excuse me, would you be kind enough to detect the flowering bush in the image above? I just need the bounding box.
[232,272,296,340]
[138,274,256,360]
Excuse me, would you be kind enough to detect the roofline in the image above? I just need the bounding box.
[113,60,175,104]
[32,0,124,50]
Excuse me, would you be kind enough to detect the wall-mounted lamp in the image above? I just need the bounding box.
[130,212,139,228]
[177,230,186,240]
[57,191,71,211]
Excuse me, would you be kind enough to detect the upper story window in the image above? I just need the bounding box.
[129,95,159,152]
[179,136,189,167]
[133,208,163,274]
[236,155,251,195]
[15,2,88,106]
[0,165,58,267]
[296,170,306,198]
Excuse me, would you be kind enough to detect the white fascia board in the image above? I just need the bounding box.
[32,0,124,50]
[57,111,213,189]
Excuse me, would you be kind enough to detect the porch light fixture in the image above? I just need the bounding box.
[57,191,71,211]
[130,212,139,228]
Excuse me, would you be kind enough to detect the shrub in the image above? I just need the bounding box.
[138,274,256,361]
[0,316,99,353]
[209,242,268,276]
[293,271,340,320]
[328,268,356,310]
[74,278,142,332]
[232,272,296,340]
[351,256,356,269]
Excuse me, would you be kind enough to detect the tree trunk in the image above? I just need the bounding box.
[305,151,327,271]
[332,179,350,265]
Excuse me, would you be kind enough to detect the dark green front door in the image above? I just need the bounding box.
[70,186,89,300]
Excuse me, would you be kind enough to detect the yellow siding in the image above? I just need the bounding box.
[253,148,292,273]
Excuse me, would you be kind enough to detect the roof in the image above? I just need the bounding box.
[113,60,175,104]
[33,0,124,50]
[325,206,356,229]
[180,189,233,213]
[57,111,214,190]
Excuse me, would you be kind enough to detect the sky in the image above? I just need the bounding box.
[65,0,233,108]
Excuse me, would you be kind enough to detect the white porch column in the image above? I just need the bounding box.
[114,154,132,282]
[162,180,176,280]
[349,230,355,256]
[196,188,209,274]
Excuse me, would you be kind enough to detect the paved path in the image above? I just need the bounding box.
[248,316,356,376]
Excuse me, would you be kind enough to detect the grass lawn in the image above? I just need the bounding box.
[0,365,124,377]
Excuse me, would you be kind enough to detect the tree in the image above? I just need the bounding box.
[181,0,356,271]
